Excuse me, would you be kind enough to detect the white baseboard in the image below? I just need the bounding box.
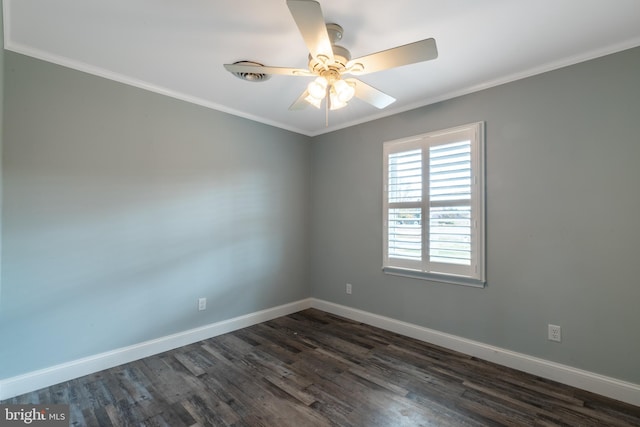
[0,298,313,400]
[310,298,640,407]
[3,297,639,407]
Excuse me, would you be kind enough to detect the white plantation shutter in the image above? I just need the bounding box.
[429,141,472,270]
[387,149,423,266]
[383,123,485,286]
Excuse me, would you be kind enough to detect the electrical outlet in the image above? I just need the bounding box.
[548,324,561,342]
[346,283,352,295]
[198,297,207,311]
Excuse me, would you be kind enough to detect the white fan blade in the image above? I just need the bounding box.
[347,78,396,109]
[347,38,438,75]
[289,90,312,110]
[224,63,312,77]
[287,0,334,62]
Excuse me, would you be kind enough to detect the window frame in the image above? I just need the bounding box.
[382,122,486,287]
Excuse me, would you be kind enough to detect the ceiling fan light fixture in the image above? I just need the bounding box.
[304,93,323,109]
[333,79,355,103]
[307,76,328,100]
[329,90,348,110]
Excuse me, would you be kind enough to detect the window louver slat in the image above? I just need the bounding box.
[429,205,471,265]
[388,208,422,261]
[388,149,422,203]
[430,140,471,203]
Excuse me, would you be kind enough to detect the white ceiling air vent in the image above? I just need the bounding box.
[230,61,271,82]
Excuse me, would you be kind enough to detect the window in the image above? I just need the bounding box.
[383,122,485,286]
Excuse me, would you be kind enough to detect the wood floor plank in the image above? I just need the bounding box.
[183,392,239,426]
[263,374,317,406]
[91,406,113,427]
[174,353,207,378]
[3,308,640,426]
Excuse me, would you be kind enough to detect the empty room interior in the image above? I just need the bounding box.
[1,0,640,425]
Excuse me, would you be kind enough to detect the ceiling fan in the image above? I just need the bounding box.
[224,0,438,114]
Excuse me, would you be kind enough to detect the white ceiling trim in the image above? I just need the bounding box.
[307,35,640,137]
[7,35,640,138]
[4,1,640,136]
[3,41,311,136]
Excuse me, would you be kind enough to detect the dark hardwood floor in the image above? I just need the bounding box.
[4,309,640,426]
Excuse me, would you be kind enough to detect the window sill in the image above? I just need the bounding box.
[382,267,486,288]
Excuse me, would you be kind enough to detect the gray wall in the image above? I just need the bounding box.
[310,47,640,384]
[0,52,311,378]
[1,1,4,309]
[2,38,639,387]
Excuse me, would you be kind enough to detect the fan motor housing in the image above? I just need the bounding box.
[307,24,352,75]
[308,45,351,74]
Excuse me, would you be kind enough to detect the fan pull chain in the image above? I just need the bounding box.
[325,85,330,127]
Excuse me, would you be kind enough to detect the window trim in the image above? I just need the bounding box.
[382,122,486,287]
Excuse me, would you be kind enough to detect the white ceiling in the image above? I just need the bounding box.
[4,0,640,136]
